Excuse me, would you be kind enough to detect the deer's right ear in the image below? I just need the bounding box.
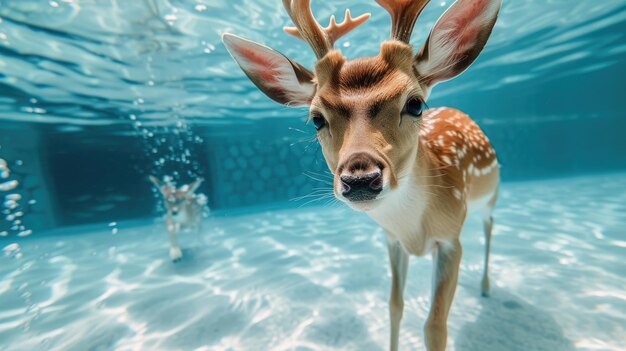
[222,34,315,107]
[149,176,165,195]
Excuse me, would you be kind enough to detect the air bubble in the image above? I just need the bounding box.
[164,14,177,25]
[0,180,18,191]
[203,43,215,54]
[18,229,32,237]
[3,243,21,259]
[5,193,21,201]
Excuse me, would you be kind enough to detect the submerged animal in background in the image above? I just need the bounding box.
[149,176,207,262]
[223,0,501,349]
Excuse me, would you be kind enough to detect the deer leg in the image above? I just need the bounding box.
[195,215,203,235]
[424,240,462,351]
[192,216,203,246]
[167,219,183,262]
[387,238,409,351]
[481,209,494,297]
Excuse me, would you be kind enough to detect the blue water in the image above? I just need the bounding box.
[1,0,625,350]
[2,174,626,350]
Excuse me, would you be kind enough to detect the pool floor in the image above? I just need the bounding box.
[1,173,625,351]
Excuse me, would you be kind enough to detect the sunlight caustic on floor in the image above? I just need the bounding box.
[1,173,625,351]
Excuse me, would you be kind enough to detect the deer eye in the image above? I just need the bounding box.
[404,97,424,118]
[310,112,327,131]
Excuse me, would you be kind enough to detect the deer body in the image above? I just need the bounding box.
[223,0,502,349]
[150,176,206,262]
[371,107,499,256]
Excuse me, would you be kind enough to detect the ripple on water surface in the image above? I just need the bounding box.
[0,0,624,124]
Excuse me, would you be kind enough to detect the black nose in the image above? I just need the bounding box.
[341,172,383,201]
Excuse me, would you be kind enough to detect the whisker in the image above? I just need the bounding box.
[323,197,341,208]
[290,190,334,202]
[302,172,334,185]
[297,194,336,208]
[423,184,455,189]
[305,169,334,177]
[288,127,309,134]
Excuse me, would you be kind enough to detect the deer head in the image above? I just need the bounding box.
[150,176,204,216]
[223,0,501,211]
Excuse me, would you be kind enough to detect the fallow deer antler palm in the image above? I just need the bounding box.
[222,0,502,349]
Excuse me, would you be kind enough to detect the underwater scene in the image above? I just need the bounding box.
[1,0,625,350]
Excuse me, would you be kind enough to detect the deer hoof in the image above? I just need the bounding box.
[170,247,183,262]
[481,278,490,298]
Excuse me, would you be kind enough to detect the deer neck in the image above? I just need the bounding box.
[366,142,439,251]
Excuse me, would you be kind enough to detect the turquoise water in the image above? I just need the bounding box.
[2,174,626,350]
[1,0,626,350]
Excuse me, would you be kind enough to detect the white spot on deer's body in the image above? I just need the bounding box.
[442,156,452,166]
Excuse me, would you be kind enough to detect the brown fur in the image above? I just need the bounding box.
[222,1,502,349]
[150,176,205,262]
[312,48,499,351]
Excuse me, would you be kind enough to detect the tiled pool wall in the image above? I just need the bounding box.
[1,113,625,232]
[205,134,330,209]
[0,124,57,235]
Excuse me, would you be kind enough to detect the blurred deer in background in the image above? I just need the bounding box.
[223,0,502,349]
[149,176,206,262]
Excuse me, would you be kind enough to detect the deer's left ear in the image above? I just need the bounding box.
[414,0,501,88]
[222,34,315,107]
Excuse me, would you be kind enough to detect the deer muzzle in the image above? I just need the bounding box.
[337,152,385,203]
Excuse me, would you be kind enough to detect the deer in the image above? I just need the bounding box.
[222,0,501,349]
[149,176,206,262]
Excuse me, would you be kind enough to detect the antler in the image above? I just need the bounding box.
[283,0,370,59]
[375,0,431,43]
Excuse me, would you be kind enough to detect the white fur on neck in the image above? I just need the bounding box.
[367,174,431,256]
